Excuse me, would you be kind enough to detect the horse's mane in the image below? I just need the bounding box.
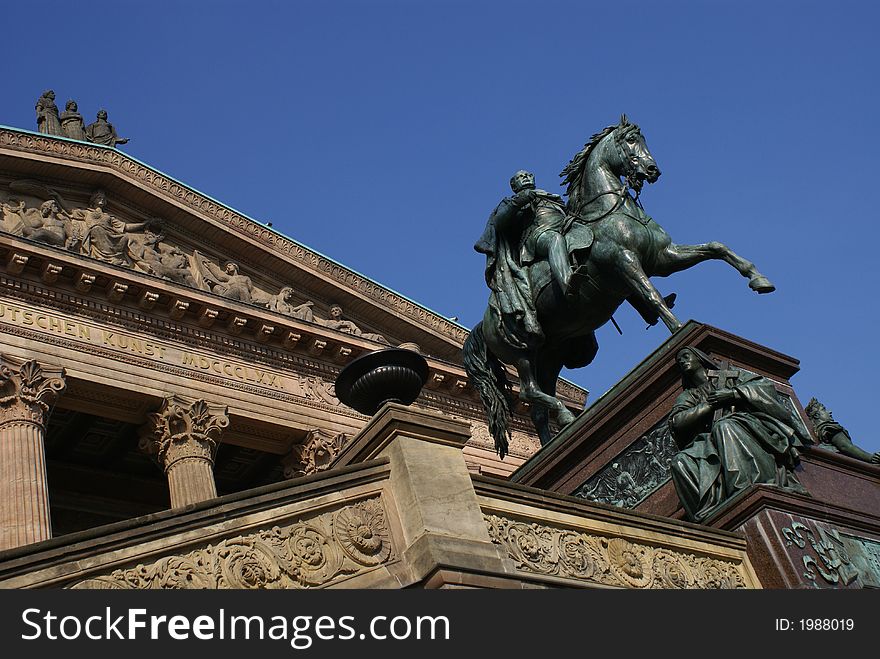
[559,123,618,209]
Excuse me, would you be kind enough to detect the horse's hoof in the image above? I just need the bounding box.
[749,276,776,294]
[557,409,576,427]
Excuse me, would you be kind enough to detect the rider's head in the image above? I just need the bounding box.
[509,170,536,193]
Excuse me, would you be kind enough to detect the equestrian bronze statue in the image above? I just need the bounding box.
[463,115,776,458]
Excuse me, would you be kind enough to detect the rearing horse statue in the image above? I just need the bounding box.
[463,115,775,457]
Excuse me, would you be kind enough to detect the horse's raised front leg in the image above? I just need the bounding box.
[616,249,682,332]
[515,358,576,430]
[656,242,775,293]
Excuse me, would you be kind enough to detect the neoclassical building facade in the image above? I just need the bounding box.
[9,126,850,590]
[0,125,591,548]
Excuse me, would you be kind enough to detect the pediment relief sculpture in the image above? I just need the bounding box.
[1,181,394,345]
[192,250,271,306]
[317,303,389,345]
[71,190,157,267]
[128,228,199,288]
[267,286,315,321]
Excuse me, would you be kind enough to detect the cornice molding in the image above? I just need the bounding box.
[0,128,469,348]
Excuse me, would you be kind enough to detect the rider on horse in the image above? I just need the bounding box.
[475,170,573,351]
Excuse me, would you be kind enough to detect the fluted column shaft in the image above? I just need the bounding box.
[140,396,228,509]
[0,357,66,551]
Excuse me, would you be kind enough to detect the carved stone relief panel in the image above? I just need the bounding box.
[840,533,880,588]
[1,182,394,345]
[469,422,540,459]
[572,420,676,508]
[0,129,471,349]
[781,517,867,588]
[485,514,747,589]
[70,497,393,589]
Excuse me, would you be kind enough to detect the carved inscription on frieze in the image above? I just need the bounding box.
[0,299,340,402]
[485,514,748,589]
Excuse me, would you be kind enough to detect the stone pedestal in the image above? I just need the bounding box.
[0,356,66,551]
[706,484,880,589]
[511,321,880,588]
[334,403,515,587]
[140,396,229,509]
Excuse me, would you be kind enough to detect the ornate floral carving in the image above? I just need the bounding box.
[0,355,66,428]
[139,395,229,470]
[283,429,348,479]
[782,520,860,587]
[484,514,747,589]
[69,498,394,589]
[334,499,391,566]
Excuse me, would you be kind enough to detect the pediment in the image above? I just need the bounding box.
[0,127,468,361]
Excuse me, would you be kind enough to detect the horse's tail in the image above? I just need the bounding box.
[462,322,513,459]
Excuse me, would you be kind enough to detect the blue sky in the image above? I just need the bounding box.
[3,1,878,452]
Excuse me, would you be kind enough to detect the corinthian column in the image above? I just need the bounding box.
[139,395,229,509]
[0,356,66,551]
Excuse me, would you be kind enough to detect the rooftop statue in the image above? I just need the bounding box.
[60,100,87,141]
[667,347,809,522]
[35,90,63,136]
[464,115,777,458]
[85,109,129,148]
[805,398,880,464]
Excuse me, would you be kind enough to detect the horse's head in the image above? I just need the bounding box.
[611,114,661,192]
[561,115,662,212]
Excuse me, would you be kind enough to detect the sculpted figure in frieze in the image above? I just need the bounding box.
[22,200,71,247]
[317,303,389,344]
[193,251,270,306]
[85,109,128,147]
[1,199,71,248]
[70,190,156,266]
[129,226,200,288]
[667,346,810,522]
[35,90,63,136]
[267,286,316,321]
[805,398,880,464]
[1,181,76,249]
[59,100,87,141]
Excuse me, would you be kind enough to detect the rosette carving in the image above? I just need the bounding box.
[140,395,229,470]
[70,497,394,589]
[217,540,281,588]
[286,525,341,585]
[0,355,66,428]
[333,498,391,566]
[485,514,748,589]
[606,537,653,588]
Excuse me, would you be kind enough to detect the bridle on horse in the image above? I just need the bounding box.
[563,124,650,231]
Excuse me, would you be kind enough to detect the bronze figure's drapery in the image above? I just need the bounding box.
[668,347,809,522]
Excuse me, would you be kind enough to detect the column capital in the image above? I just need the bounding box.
[0,355,66,430]
[139,395,229,472]
[282,429,348,479]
